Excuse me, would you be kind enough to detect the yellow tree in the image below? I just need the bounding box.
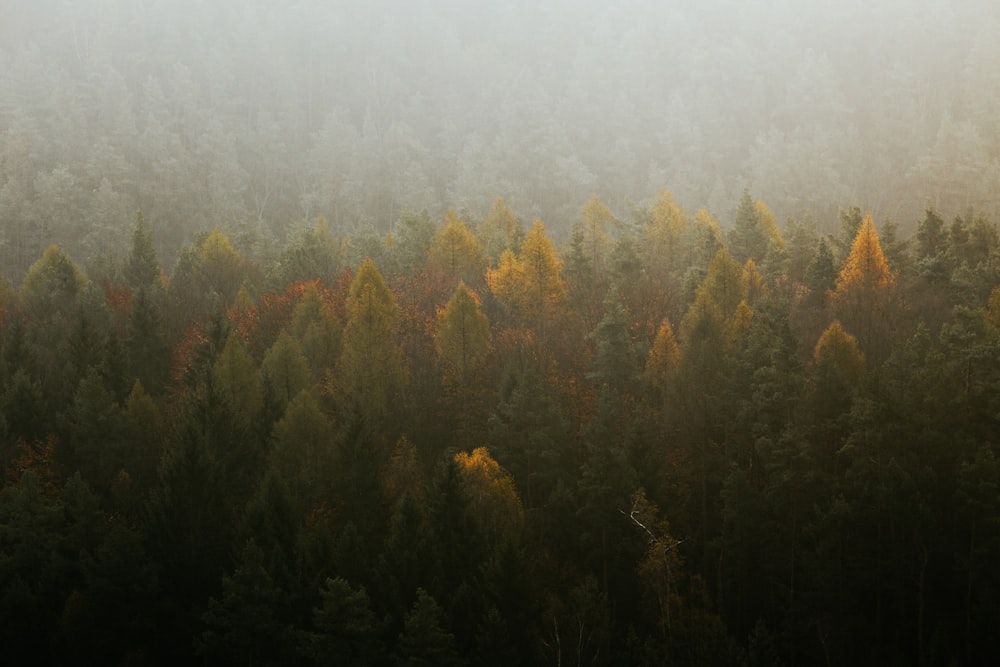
[339,258,402,416]
[435,282,491,387]
[808,320,866,468]
[831,212,896,360]
[428,209,484,285]
[195,229,246,305]
[700,248,747,321]
[487,220,566,335]
[20,244,87,318]
[755,200,785,251]
[519,220,566,333]
[646,317,680,389]
[643,188,687,279]
[454,446,524,548]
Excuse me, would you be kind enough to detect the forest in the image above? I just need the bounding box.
[3,191,1000,665]
[3,1,1000,665]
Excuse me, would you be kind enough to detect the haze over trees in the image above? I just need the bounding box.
[3,1,1000,279]
[3,1,1000,665]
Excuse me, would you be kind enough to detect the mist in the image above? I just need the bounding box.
[1,0,997,276]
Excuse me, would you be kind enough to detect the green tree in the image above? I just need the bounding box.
[289,282,342,382]
[300,577,384,666]
[20,244,87,319]
[339,258,403,417]
[123,210,161,292]
[729,189,769,264]
[261,331,310,410]
[213,333,263,430]
[397,589,464,667]
[199,539,293,665]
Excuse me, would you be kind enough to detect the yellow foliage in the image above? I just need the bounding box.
[429,209,484,283]
[644,189,687,277]
[813,320,865,385]
[486,248,527,312]
[645,317,680,389]
[651,189,687,240]
[520,220,566,311]
[835,212,894,294]
[454,447,524,545]
[743,259,766,303]
[489,221,565,332]
[730,299,754,340]
[755,200,784,250]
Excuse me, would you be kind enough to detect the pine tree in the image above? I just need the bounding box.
[124,210,160,291]
[397,589,463,667]
[729,189,768,264]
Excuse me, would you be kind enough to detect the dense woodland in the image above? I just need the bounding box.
[2,190,1000,665]
[4,1,1000,665]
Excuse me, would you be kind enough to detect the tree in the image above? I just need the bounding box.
[199,539,293,665]
[123,210,160,292]
[212,332,263,430]
[397,588,464,667]
[574,195,617,281]
[454,447,524,549]
[643,188,687,281]
[394,209,436,272]
[289,282,341,382]
[515,220,567,336]
[19,244,86,319]
[477,196,522,263]
[435,282,491,388]
[126,286,169,394]
[261,331,310,410]
[831,212,897,361]
[588,287,640,395]
[269,389,336,512]
[429,209,484,285]
[729,189,769,264]
[646,317,680,394]
[300,577,384,666]
[339,258,402,417]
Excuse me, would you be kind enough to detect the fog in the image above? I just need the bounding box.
[1,0,998,275]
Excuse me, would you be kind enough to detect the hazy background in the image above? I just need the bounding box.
[1,0,998,277]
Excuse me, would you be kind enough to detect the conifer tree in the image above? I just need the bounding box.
[124,210,160,292]
[435,282,491,388]
[831,212,896,360]
[339,258,402,417]
[429,209,484,285]
[477,196,523,263]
